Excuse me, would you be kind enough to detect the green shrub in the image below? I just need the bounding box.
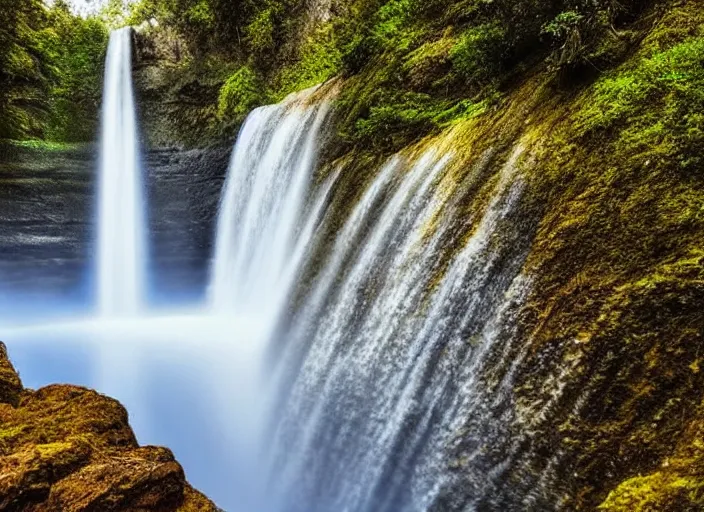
[341,32,381,75]
[541,10,595,68]
[542,11,585,39]
[184,0,214,26]
[217,66,267,123]
[125,0,162,26]
[0,0,107,141]
[372,0,415,50]
[353,92,436,147]
[275,23,342,99]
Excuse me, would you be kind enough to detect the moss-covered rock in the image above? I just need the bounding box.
[0,342,221,512]
[599,400,704,511]
[0,343,22,408]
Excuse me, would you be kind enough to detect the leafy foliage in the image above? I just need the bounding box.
[0,0,107,141]
[0,0,663,146]
[47,2,108,142]
[308,0,656,153]
[0,0,57,139]
[217,66,267,123]
[274,23,342,99]
[577,34,704,172]
[450,23,507,84]
[118,0,656,148]
[246,7,277,59]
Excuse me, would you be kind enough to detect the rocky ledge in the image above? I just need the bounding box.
[0,342,220,511]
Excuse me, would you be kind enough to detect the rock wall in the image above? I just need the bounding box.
[133,28,232,149]
[0,142,230,310]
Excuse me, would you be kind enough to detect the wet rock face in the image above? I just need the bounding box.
[145,146,230,302]
[0,342,221,512]
[0,143,95,312]
[133,28,226,149]
[0,143,229,312]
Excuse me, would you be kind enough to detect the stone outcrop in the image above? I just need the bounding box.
[132,28,228,149]
[0,342,220,512]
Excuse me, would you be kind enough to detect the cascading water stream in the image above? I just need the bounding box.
[209,87,333,319]
[199,85,337,510]
[97,27,145,317]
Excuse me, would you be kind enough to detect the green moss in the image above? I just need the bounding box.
[7,139,79,151]
[372,0,418,51]
[599,473,704,511]
[36,441,75,459]
[246,7,277,57]
[501,4,704,509]
[599,399,704,511]
[576,34,704,171]
[0,425,30,453]
[402,32,455,87]
[450,22,507,84]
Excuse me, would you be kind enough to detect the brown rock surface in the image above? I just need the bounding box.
[0,342,221,512]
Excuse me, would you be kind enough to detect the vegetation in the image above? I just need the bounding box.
[0,0,107,142]
[576,34,704,172]
[0,0,666,146]
[46,3,108,142]
[0,0,652,146]
[119,0,644,151]
[217,65,266,124]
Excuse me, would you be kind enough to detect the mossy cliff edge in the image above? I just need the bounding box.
[0,342,220,512]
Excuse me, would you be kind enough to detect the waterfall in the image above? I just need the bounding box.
[97,28,145,317]
[205,80,540,508]
[257,140,537,511]
[196,102,534,509]
[209,86,333,316]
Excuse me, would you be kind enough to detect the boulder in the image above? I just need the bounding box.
[0,343,221,512]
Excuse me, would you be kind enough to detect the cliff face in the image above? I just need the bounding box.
[0,342,220,512]
[0,142,229,308]
[132,28,232,149]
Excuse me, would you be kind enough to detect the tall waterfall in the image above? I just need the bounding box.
[97,28,145,317]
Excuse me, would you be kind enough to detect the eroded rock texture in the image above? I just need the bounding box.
[0,342,220,512]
